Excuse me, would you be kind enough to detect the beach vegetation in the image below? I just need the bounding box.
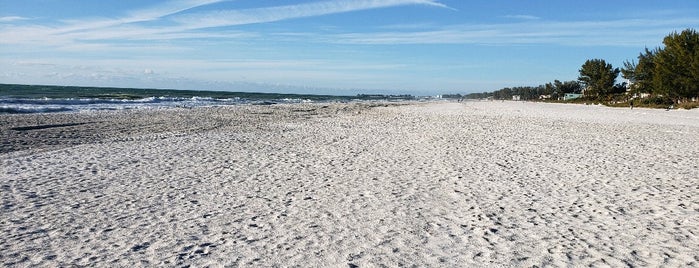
[466,28,699,109]
[652,29,699,101]
[622,48,657,95]
[622,28,699,104]
[578,59,620,98]
[465,80,581,101]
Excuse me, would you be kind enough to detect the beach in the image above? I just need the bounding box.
[1,101,698,267]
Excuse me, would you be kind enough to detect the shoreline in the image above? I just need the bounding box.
[0,102,406,154]
[2,101,698,266]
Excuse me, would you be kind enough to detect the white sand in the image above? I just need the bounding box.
[2,101,698,267]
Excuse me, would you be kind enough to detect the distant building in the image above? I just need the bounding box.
[512,95,521,101]
[563,93,583,101]
[626,79,634,92]
[539,94,551,100]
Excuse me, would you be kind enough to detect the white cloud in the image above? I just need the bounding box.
[0,56,420,93]
[0,16,30,22]
[379,23,438,30]
[56,0,229,33]
[0,0,230,48]
[172,0,453,29]
[0,0,449,48]
[1,1,694,52]
[322,17,699,46]
[0,0,230,46]
[126,0,229,22]
[503,15,541,20]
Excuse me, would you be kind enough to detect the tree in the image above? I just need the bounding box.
[557,80,582,94]
[612,82,628,94]
[653,28,699,100]
[578,59,620,97]
[621,60,636,82]
[634,48,657,94]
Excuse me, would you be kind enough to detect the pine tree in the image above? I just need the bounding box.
[578,59,620,97]
[653,29,699,100]
[634,48,657,94]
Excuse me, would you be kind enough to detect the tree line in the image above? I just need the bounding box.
[463,80,584,101]
[465,28,699,107]
[622,28,699,101]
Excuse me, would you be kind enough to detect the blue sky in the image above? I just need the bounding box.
[1,0,698,95]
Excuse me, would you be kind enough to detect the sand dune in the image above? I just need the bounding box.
[2,101,698,267]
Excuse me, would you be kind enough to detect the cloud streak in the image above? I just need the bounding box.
[0,0,229,45]
[0,7,227,52]
[503,15,540,20]
[0,16,31,22]
[55,0,230,34]
[172,0,453,29]
[1,1,695,51]
[1,0,450,47]
[126,0,230,22]
[322,17,699,46]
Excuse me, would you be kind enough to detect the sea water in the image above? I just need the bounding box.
[0,96,254,113]
[0,84,347,114]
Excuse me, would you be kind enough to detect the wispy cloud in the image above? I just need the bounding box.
[0,0,450,48]
[126,0,229,22]
[1,57,417,93]
[172,0,453,29]
[0,0,236,47]
[0,16,31,22]
[379,22,438,30]
[0,0,229,46]
[56,0,230,34]
[503,14,540,20]
[322,17,699,46]
[1,0,694,52]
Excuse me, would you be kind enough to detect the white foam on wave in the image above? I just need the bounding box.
[0,96,311,113]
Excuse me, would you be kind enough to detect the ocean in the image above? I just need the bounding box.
[0,84,369,114]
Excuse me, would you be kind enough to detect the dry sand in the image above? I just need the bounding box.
[1,101,698,267]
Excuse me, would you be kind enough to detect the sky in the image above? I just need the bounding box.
[1,0,698,95]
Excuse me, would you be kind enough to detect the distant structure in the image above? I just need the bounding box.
[563,93,583,101]
[625,79,634,92]
[512,95,521,101]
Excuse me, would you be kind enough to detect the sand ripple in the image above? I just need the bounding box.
[1,102,698,267]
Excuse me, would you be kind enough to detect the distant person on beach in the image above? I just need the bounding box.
[630,99,634,109]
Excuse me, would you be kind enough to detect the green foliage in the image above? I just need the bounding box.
[578,59,620,97]
[621,60,636,81]
[441,94,463,99]
[485,80,580,101]
[463,92,493,99]
[633,48,657,94]
[652,29,699,100]
[555,80,583,94]
[677,101,699,109]
[611,82,628,94]
[638,96,675,108]
[465,28,698,109]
